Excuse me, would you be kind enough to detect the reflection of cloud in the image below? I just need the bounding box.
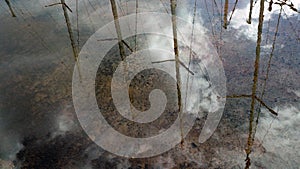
[0,136,23,161]
[213,90,300,168]
[53,103,76,137]
[144,10,225,119]
[292,90,300,97]
[230,1,300,40]
[254,103,300,168]
[0,159,14,169]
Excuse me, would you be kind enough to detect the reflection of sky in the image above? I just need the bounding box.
[255,102,300,168]
[230,0,299,40]
[1,0,298,42]
[0,0,299,168]
[231,1,300,40]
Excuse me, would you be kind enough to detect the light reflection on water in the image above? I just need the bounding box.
[0,0,299,168]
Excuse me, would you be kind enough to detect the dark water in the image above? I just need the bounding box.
[0,0,299,168]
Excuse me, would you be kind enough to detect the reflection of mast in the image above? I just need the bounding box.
[110,0,135,119]
[46,0,81,79]
[223,0,228,29]
[170,0,183,143]
[245,0,265,168]
[135,0,138,51]
[5,0,16,17]
[60,0,78,62]
[249,5,283,169]
[247,0,254,24]
[45,0,81,80]
[60,0,82,80]
[110,0,126,60]
[228,0,239,26]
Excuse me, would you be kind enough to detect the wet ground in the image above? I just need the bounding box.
[0,0,299,168]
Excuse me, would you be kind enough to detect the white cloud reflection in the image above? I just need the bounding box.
[230,0,299,41]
